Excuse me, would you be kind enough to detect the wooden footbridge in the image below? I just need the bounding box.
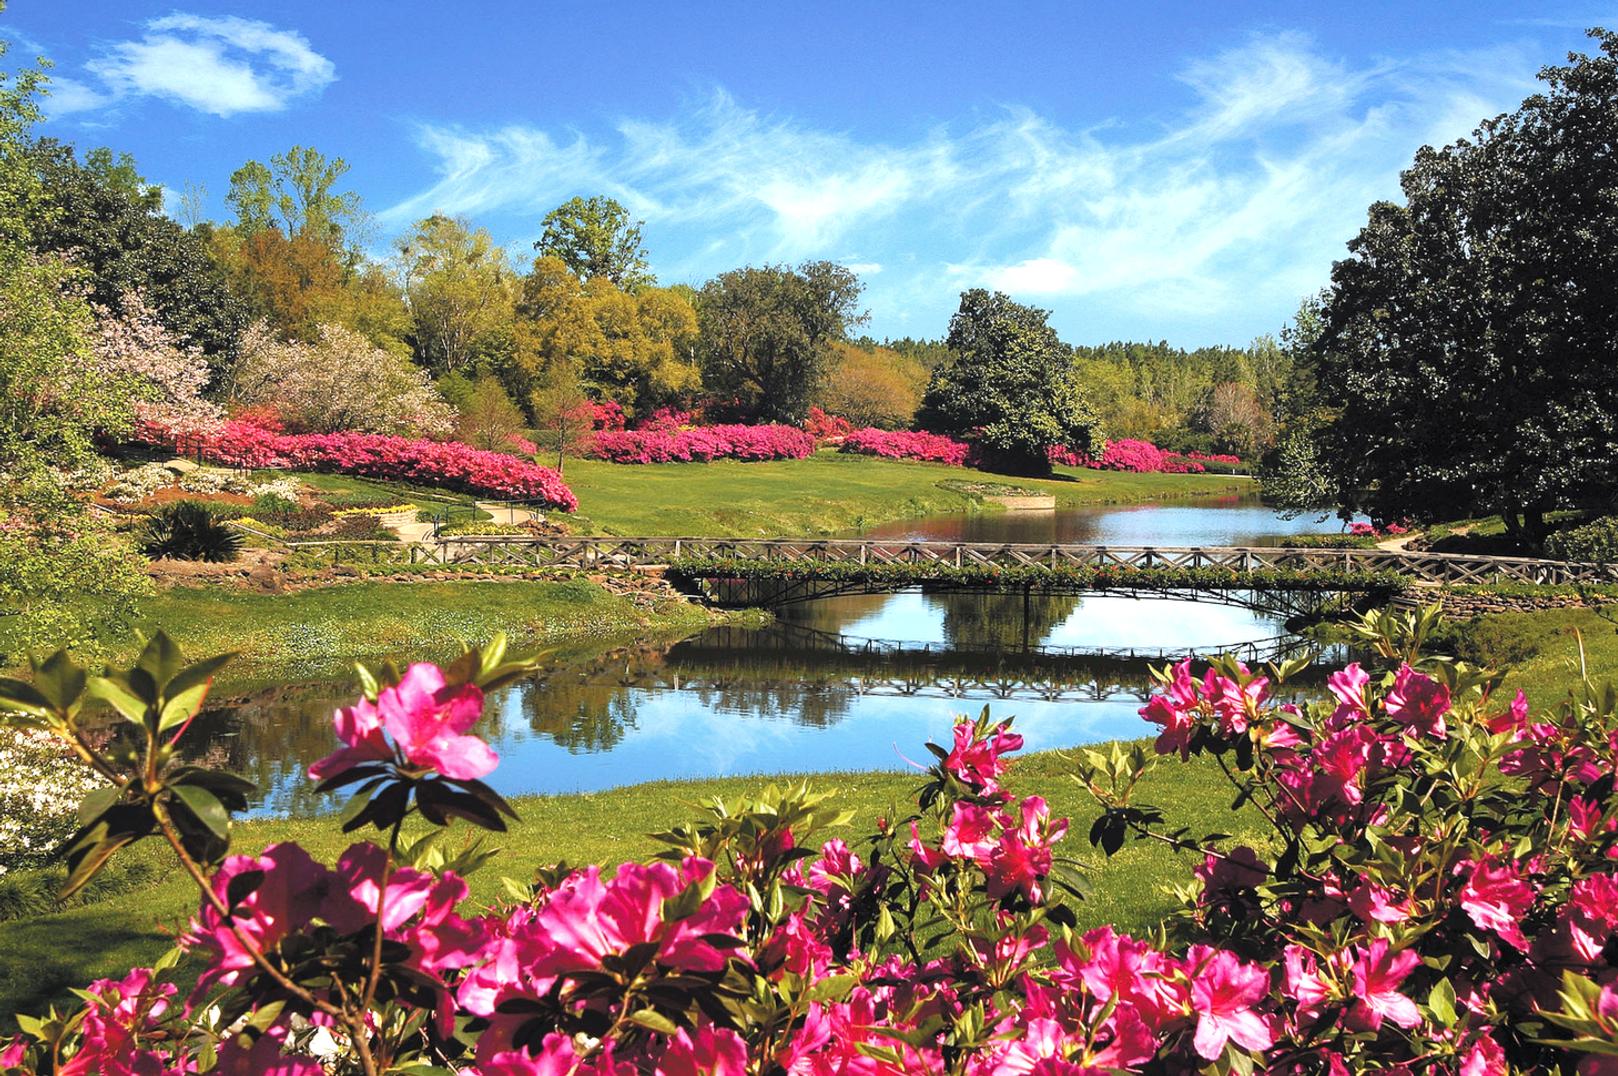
[277,533,1616,604]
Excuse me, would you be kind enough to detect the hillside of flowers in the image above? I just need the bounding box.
[133,416,578,510]
[3,607,1615,1074]
[589,422,814,463]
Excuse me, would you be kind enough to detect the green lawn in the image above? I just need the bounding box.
[1452,605,1618,700]
[559,452,1251,537]
[127,579,718,685]
[0,746,1251,1025]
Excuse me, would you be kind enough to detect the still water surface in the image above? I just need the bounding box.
[197,495,1358,816]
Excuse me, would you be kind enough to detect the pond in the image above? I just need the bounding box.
[191,493,1361,816]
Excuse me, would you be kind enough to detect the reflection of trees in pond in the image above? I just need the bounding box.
[924,590,1082,651]
[519,680,641,754]
[776,593,893,635]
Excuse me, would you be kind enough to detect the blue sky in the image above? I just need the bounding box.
[4,2,1612,345]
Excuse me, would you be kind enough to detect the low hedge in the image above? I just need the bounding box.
[1544,514,1618,563]
[668,556,1409,594]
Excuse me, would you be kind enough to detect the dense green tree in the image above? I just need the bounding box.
[697,261,865,423]
[455,373,527,452]
[397,214,517,373]
[535,195,654,290]
[26,139,246,366]
[1311,29,1618,537]
[919,289,1101,475]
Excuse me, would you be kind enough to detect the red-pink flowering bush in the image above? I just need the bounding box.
[840,427,971,465]
[131,417,577,510]
[590,423,814,464]
[1048,441,1244,474]
[637,406,694,432]
[804,406,854,443]
[5,606,1617,1074]
[588,400,627,432]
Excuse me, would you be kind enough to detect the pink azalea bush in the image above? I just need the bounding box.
[132,416,577,510]
[5,607,1618,1074]
[840,427,971,465]
[1047,441,1244,474]
[590,423,814,464]
[803,406,853,443]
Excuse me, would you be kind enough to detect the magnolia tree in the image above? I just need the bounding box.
[228,322,455,439]
[92,291,223,450]
[2,608,1616,1074]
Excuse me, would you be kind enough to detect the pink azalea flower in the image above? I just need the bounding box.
[1284,945,1330,1026]
[1348,939,1422,1030]
[1326,662,1370,722]
[1140,694,1194,759]
[310,663,495,781]
[655,1025,749,1076]
[1384,664,1451,739]
[942,802,1000,861]
[1458,857,1537,951]
[1348,880,1411,924]
[1186,945,1276,1060]
[1459,1032,1507,1076]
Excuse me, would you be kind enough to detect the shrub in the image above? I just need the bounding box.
[132,418,579,510]
[0,728,106,876]
[590,423,814,463]
[803,405,853,442]
[1545,514,1618,562]
[839,427,971,465]
[1048,439,1247,474]
[140,501,245,561]
[6,611,1617,1074]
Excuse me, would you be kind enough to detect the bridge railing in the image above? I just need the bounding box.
[269,534,1618,586]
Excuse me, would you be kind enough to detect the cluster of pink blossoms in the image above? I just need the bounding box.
[131,417,577,509]
[1048,439,1236,474]
[839,427,972,465]
[589,423,814,463]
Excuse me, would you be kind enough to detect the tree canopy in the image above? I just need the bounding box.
[535,195,654,290]
[919,289,1101,474]
[1309,28,1618,536]
[697,261,865,424]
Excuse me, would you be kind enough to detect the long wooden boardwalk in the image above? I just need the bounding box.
[282,534,1617,587]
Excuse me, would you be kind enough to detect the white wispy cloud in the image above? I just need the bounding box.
[50,13,333,119]
[383,31,1545,341]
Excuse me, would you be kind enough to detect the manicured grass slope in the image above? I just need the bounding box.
[561,452,1249,537]
[1456,606,1618,700]
[130,580,714,684]
[0,747,1253,1024]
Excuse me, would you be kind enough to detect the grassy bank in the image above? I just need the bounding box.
[0,745,1251,1024]
[1448,605,1618,700]
[125,579,720,684]
[560,452,1251,537]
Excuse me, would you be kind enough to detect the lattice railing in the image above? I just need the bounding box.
[276,534,1618,586]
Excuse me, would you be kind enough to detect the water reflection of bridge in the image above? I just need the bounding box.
[708,620,1318,668]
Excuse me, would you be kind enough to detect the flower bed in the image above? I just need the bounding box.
[590,423,814,464]
[6,608,1618,1074]
[132,419,577,510]
[839,427,971,465]
[1048,439,1246,474]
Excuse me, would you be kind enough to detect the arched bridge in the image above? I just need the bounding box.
[294,534,1618,607]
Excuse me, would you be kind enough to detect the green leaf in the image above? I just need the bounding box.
[136,631,184,687]
[78,786,119,824]
[88,677,149,726]
[32,650,87,711]
[171,784,230,842]
[805,972,857,1003]
[627,1008,680,1035]
[0,676,56,718]
[1427,977,1457,1026]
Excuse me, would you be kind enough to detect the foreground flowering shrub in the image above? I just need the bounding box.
[840,426,971,465]
[3,606,1616,1073]
[590,423,813,463]
[132,418,577,510]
